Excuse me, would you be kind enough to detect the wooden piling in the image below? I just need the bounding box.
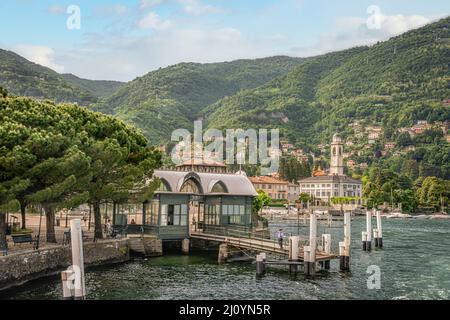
[362,231,368,251]
[70,219,86,300]
[182,238,190,255]
[61,270,74,300]
[289,236,299,274]
[376,210,383,248]
[373,229,379,248]
[342,211,351,271]
[322,234,331,270]
[218,243,228,264]
[303,246,312,275]
[260,253,267,274]
[256,254,264,278]
[306,213,317,276]
[366,211,372,252]
[339,242,345,271]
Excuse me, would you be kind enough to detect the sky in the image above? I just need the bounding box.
[0,0,448,81]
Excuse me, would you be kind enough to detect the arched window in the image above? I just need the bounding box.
[339,147,342,156]
[180,178,202,194]
[211,181,228,193]
[333,147,337,156]
[156,179,171,192]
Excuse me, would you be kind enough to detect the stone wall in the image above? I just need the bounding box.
[0,239,130,291]
[143,238,163,257]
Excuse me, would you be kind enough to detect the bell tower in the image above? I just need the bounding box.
[330,133,344,176]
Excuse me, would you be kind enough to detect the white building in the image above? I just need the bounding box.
[298,134,362,207]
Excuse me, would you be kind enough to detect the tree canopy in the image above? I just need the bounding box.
[0,93,162,244]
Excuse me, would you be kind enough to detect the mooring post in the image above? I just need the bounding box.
[61,270,74,300]
[289,236,299,274]
[304,212,317,276]
[342,211,351,271]
[256,254,264,278]
[218,243,228,264]
[70,219,86,300]
[182,238,190,255]
[339,242,345,271]
[366,211,372,252]
[303,246,311,275]
[373,229,379,248]
[322,234,331,270]
[376,210,383,248]
[260,253,267,274]
[362,231,367,251]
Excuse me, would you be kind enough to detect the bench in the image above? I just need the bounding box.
[63,230,88,246]
[11,234,38,249]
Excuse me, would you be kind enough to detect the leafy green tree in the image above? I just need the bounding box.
[1,95,162,243]
[253,189,271,214]
[0,86,7,98]
[396,132,413,147]
[25,147,92,242]
[0,178,30,250]
[299,193,314,204]
[417,176,449,210]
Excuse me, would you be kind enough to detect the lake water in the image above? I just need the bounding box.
[1,217,449,300]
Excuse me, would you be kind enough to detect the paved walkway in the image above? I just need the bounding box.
[4,214,100,254]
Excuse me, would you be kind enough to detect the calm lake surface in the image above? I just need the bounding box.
[1,217,449,300]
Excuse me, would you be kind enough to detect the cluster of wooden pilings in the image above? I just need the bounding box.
[362,209,383,252]
[256,211,352,278]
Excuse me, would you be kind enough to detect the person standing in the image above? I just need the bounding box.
[276,229,284,249]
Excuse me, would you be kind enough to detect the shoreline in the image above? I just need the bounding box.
[0,239,131,292]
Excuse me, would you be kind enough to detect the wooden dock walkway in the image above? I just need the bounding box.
[190,232,336,262]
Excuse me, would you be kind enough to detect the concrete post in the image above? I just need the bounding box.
[70,219,86,300]
[182,239,190,255]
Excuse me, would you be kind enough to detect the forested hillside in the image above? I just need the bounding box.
[205,17,449,146]
[0,49,98,105]
[61,74,124,98]
[92,56,306,144]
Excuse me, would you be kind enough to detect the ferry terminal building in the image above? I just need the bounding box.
[113,161,258,240]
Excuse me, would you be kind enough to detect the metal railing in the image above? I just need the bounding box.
[194,225,331,256]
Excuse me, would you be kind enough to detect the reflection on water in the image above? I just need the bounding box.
[1,217,449,300]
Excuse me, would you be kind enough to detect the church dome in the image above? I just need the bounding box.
[312,166,327,177]
[332,133,342,143]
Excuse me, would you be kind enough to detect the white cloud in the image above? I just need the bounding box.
[47,5,66,15]
[140,0,165,9]
[138,12,173,30]
[376,14,430,36]
[52,27,278,81]
[178,0,224,16]
[93,5,129,17]
[14,45,65,73]
[290,13,436,57]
